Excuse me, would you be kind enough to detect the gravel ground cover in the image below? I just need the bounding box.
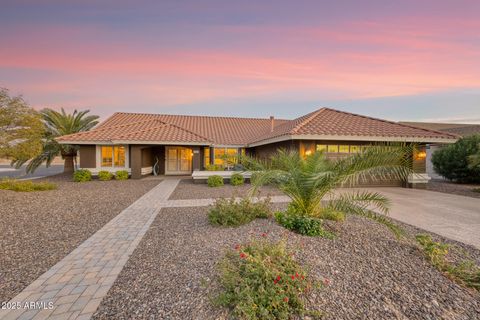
[427,179,480,199]
[0,174,160,303]
[93,205,480,320]
[169,179,284,200]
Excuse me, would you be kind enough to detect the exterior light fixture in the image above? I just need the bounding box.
[415,151,427,160]
[305,150,312,156]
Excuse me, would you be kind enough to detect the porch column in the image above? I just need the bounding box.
[192,146,201,171]
[130,145,142,179]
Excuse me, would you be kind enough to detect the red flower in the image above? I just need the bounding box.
[283,297,289,302]
[301,275,305,280]
[295,272,299,278]
[234,244,240,250]
[240,252,247,259]
[261,233,267,237]
[291,275,295,280]
[276,275,281,281]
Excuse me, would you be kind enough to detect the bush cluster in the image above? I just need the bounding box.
[115,170,129,180]
[208,197,271,227]
[0,179,57,192]
[207,175,224,187]
[432,135,480,183]
[275,211,335,238]
[73,169,92,182]
[230,173,244,186]
[216,238,320,319]
[98,170,113,181]
[416,234,480,291]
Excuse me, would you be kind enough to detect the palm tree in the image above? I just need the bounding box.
[244,146,414,236]
[12,108,99,173]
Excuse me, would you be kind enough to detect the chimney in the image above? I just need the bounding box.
[270,116,275,132]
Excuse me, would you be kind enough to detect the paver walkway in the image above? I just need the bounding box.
[0,179,180,320]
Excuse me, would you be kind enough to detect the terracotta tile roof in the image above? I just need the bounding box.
[57,119,212,144]
[57,107,459,146]
[400,122,480,137]
[252,108,459,144]
[57,112,289,145]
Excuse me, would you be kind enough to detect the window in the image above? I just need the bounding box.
[101,146,113,167]
[327,145,339,153]
[214,148,226,165]
[101,145,125,167]
[204,147,210,167]
[213,148,239,167]
[316,145,327,152]
[350,145,361,153]
[338,145,349,153]
[114,146,125,166]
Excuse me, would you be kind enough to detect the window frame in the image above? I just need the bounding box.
[97,145,128,169]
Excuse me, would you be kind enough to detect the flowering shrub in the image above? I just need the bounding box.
[230,173,244,186]
[115,170,129,180]
[275,211,335,238]
[98,170,113,181]
[73,169,92,182]
[216,238,321,319]
[208,197,271,227]
[207,175,224,187]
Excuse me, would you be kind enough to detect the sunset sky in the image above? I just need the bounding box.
[1,0,479,122]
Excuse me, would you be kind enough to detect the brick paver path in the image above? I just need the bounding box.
[0,179,180,320]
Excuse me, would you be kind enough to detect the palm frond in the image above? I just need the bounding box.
[326,191,403,237]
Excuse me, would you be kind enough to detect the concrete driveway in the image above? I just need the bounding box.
[366,187,480,249]
[0,164,64,179]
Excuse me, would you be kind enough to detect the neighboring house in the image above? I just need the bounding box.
[57,107,458,187]
[400,122,480,179]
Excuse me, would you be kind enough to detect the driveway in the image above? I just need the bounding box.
[366,187,480,249]
[0,164,64,179]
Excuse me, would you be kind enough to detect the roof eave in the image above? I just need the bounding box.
[248,134,458,147]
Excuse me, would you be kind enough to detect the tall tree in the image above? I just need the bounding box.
[0,88,44,162]
[12,108,99,173]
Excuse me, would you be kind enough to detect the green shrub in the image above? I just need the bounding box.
[275,211,335,238]
[208,197,271,227]
[115,170,129,180]
[73,169,92,182]
[320,209,345,222]
[432,135,480,183]
[215,238,320,319]
[0,179,57,192]
[205,164,223,171]
[416,234,480,291]
[230,173,244,186]
[472,188,480,193]
[207,175,224,187]
[98,170,113,181]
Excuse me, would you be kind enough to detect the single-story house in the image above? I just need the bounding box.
[400,121,480,179]
[57,107,458,187]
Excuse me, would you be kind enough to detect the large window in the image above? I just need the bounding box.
[213,148,239,167]
[101,145,125,167]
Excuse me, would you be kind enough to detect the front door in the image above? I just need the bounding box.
[166,147,192,174]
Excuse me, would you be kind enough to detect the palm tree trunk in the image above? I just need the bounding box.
[63,155,75,173]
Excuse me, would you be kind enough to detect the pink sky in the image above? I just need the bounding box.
[1,1,479,122]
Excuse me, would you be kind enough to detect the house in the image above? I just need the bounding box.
[400,121,480,179]
[56,107,458,187]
